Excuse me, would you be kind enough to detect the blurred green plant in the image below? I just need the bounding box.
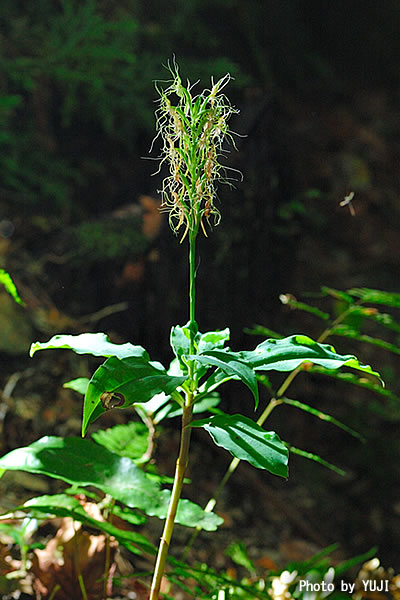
[0,268,24,305]
[0,0,243,216]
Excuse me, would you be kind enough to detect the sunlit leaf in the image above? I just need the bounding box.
[83,356,186,435]
[30,332,148,359]
[0,269,24,305]
[331,325,400,355]
[170,323,191,374]
[239,335,382,383]
[170,323,230,376]
[191,414,288,478]
[347,287,400,308]
[198,328,230,352]
[0,437,222,531]
[187,351,259,408]
[63,377,89,394]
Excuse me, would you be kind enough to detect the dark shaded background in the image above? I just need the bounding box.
[1,0,400,572]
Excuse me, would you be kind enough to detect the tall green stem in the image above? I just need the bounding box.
[149,229,198,600]
[189,228,197,355]
[149,400,194,600]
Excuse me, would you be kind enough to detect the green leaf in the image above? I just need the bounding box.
[279,294,330,320]
[239,335,383,383]
[30,332,148,360]
[331,325,400,355]
[287,445,345,476]
[170,323,191,374]
[63,377,89,394]
[321,287,354,303]
[191,414,288,478]
[308,366,393,398]
[225,542,256,574]
[170,324,230,376]
[282,397,364,441]
[244,325,284,339]
[111,504,147,526]
[306,366,400,421]
[198,328,230,352]
[364,310,400,334]
[0,437,222,531]
[197,369,236,395]
[0,269,24,305]
[334,547,378,577]
[187,351,259,409]
[83,356,186,436]
[347,287,400,308]
[134,392,173,423]
[19,494,155,555]
[91,422,149,462]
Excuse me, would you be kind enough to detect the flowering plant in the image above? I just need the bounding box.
[0,63,382,599]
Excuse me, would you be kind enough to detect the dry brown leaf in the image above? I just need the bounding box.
[31,500,117,600]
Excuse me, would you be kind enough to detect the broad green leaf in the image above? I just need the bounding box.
[198,328,230,352]
[83,356,186,435]
[63,377,90,394]
[331,325,400,356]
[238,335,382,383]
[0,269,24,305]
[347,287,400,308]
[92,422,149,462]
[0,437,222,531]
[19,494,155,555]
[187,351,259,408]
[287,445,345,476]
[30,332,148,360]
[282,397,363,441]
[191,414,288,478]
